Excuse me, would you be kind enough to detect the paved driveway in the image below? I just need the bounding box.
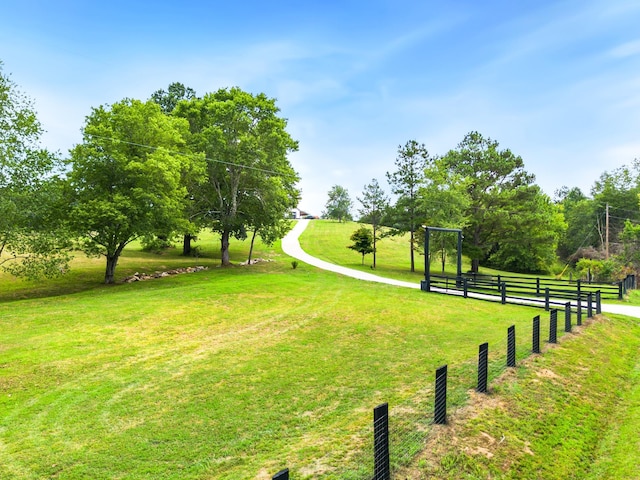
[282,220,640,319]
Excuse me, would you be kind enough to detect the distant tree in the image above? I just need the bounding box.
[357,179,388,268]
[416,160,470,271]
[591,160,640,251]
[0,61,71,279]
[437,131,564,273]
[68,99,202,284]
[555,187,598,261]
[325,185,353,222]
[150,82,201,255]
[151,82,196,114]
[347,226,374,264]
[174,87,299,266]
[386,140,429,272]
[244,175,299,263]
[483,186,566,273]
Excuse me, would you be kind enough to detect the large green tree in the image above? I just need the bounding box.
[325,185,353,222]
[244,175,298,263]
[174,87,299,266]
[357,178,388,268]
[436,131,563,273]
[386,140,429,272]
[555,186,599,261]
[151,82,202,255]
[0,62,70,278]
[416,162,470,273]
[68,99,202,283]
[591,160,640,255]
[151,82,196,114]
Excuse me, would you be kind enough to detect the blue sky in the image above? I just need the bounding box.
[2,0,640,215]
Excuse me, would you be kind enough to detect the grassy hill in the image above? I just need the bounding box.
[1,222,639,479]
[298,220,530,283]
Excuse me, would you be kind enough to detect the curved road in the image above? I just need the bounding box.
[282,220,640,318]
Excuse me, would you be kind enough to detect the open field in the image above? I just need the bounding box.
[1,223,639,479]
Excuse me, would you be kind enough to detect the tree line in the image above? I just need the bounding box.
[328,136,640,281]
[1,62,299,284]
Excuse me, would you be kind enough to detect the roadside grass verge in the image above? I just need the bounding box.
[401,313,640,480]
[0,245,543,479]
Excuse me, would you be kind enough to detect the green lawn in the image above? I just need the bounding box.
[299,220,549,284]
[1,229,546,479]
[401,314,640,480]
[1,224,639,479]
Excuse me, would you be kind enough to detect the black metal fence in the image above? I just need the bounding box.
[422,272,635,309]
[270,292,603,479]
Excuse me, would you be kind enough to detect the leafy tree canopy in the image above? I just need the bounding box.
[68,98,202,283]
[347,226,374,264]
[357,178,388,268]
[385,140,429,272]
[174,87,299,266]
[435,131,564,273]
[151,82,196,114]
[0,61,70,278]
[324,185,353,222]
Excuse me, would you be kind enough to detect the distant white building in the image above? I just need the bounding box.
[290,208,316,219]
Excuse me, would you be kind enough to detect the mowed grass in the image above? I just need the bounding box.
[299,220,525,284]
[0,228,546,479]
[402,314,640,480]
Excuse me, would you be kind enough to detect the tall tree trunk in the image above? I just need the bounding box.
[182,233,193,256]
[105,253,120,284]
[372,224,377,269]
[471,227,481,273]
[221,230,231,266]
[248,230,258,263]
[409,229,415,273]
[471,258,480,273]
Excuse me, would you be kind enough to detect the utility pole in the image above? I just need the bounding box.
[605,203,610,259]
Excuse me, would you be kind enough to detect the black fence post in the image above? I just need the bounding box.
[536,277,540,297]
[545,288,550,311]
[373,403,390,480]
[577,296,583,326]
[587,292,593,318]
[532,315,541,354]
[549,309,557,344]
[596,290,601,315]
[565,302,571,333]
[434,365,447,425]
[463,277,468,298]
[477,343,488,393]
[618,281,623,300]
[273,469,289,480]
[501,282,506,304]
[507,325,516,368]
[577,279,582,298]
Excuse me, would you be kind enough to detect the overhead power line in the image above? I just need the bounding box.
[85,134,294,177]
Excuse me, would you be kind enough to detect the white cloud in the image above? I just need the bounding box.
[609,39,640,58]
